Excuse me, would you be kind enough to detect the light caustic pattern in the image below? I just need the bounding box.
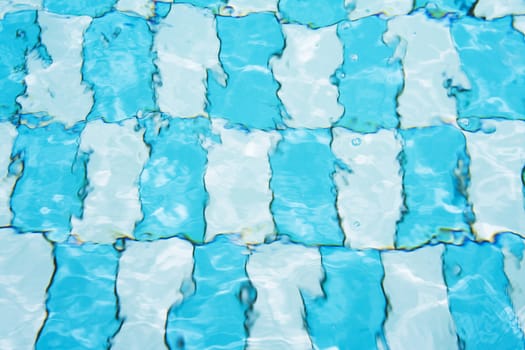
[1,0,525,349]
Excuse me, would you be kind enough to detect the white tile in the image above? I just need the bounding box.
[271,24,343,128]
[382,245,458,350]
[71,119,149,243]
[474,0,525,20]
[112,237,194,350]
[222,0,278,16]
[514,15,525,35]
[501,239,525,334]
[0,0,41,19]
[347,0,412,20]
[18,12,93,128]
[0,123,17,226]
[246,241,323,350]
[465,120,525,241]
[155,4,224,118]
[205,119,279,244]
[116,0,156,18]
[383,12,470,129]
[0,123,15,180]
[0,229,54,349]
[332,128,402,249]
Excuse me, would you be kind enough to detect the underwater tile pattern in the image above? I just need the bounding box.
[1,1,525,349]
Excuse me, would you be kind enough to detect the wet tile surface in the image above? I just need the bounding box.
[1,1,525,349]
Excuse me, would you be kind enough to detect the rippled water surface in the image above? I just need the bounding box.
[1,1,525,349]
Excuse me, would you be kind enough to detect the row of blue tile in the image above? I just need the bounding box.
[4,117,479,249]
[31,232,525,350]
[1,8,524,131]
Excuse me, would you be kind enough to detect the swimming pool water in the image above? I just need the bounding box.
[1,1,525,349]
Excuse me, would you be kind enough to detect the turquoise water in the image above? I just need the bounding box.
[1,1,525,349]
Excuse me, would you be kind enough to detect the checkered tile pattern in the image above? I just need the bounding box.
[1,1,525,349]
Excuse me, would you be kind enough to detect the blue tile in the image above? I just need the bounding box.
[174,0,226,11]
[135,116,210,243]
[0,11,40,122]
[43,0,116,17]
[270,129,344,246]
[497,232,525,262]
[451,16,525,121]
[278,0,347,28]
[305,247,386,349]
[36,243,121,350]
[444,240,525,349]
[207,13,284,130]
[414,0,476,17]
[336,17,402,132]
[10,123,85,242]
[396,125,472,248]
[154,1,172,18]
[166,235,252,350]
[83,11,156,123]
